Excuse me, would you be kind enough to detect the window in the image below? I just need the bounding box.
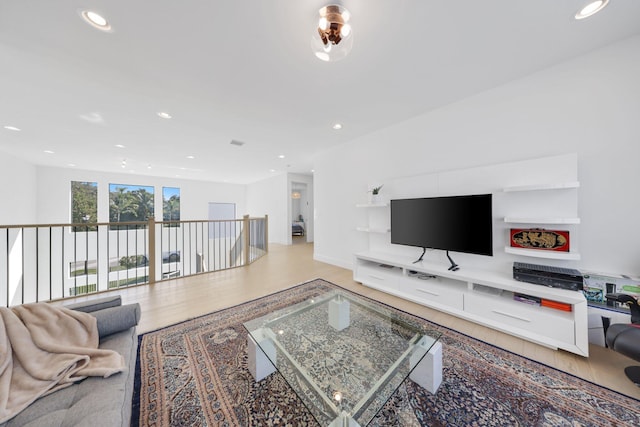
[71,181,97,231]
[109,184,154,224]
[163,187,180,225]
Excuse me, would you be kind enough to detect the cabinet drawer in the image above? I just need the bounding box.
[355,265,399,291]
[465,293,575,344]
[401,281,464,310]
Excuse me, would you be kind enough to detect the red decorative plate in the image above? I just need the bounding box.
[510,228,569,252]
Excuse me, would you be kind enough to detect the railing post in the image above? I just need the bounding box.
[148,217,156,284]
[264,214,269,253]
[243,215,250,265]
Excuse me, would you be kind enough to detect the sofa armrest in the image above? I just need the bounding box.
[64,295,122,313]
[91,303,141,338]
[63,296,140,338]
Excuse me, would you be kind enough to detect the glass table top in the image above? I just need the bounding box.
[244,289,441,426]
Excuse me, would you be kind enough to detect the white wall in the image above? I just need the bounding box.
[292,197,302,220]
[314,35,640,276]
[0,152,37,225]
[246,173,289,244]
[34,166,247,224]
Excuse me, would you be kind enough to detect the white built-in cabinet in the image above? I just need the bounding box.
[354,251,589,356]
[352,155,588,356]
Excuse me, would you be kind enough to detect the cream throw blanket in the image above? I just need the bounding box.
[0,303,126,423]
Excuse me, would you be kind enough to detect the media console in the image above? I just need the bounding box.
[353,251,589,356]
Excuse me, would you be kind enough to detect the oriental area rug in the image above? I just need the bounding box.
[132,279,640,426]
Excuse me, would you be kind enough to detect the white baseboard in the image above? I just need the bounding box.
[313,253,353,271]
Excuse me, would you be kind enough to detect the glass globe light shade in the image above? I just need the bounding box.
[340,23,351,38]
[311,4,353,62]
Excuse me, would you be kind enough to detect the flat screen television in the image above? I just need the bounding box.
[390,194,493,267]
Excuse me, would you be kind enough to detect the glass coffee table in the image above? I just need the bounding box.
[244,289,442,426]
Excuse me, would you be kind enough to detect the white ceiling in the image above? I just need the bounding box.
[1,1,639,184]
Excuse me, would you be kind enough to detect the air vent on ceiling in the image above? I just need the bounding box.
[230,139,245,146]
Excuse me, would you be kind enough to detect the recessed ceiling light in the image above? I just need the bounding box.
[332,123,343,130]
[575,0,609,20]
[80,10,112,31]
[157,112,172,119]
[147,164,152,169]
[79,112,104,124]
[43,150,54,154]
[186,155,195,159]
[278,154,285,159]
[3,125,21,131]
[269,169,276,173]
[68,163,76,167]
[115,144,125,148]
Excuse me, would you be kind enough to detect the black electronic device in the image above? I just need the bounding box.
[513,262,584,291]
[606,283,616,306]
[390,194,493,267]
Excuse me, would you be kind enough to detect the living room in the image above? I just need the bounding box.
[1,1,639,426]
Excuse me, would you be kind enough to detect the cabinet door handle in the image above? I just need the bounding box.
[415,288,439,297]
[368,274,385,281]
[491,310,531,322]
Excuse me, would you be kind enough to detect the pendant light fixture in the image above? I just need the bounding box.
[311,4,353,62]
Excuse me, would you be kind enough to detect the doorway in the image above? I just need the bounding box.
[291,182,310,245]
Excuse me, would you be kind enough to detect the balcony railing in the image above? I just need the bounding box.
[0,215,268,307]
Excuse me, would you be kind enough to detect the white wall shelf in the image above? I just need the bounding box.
[502,179,580,260]
[356,227,390,233]
[503,181,580,193]
[354,251,588,356]
[504,246,581,260]
[504,217,581,224]
[356,201,389,238]
[356,203,389,208]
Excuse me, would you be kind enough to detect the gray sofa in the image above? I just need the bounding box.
[1,296,141,427]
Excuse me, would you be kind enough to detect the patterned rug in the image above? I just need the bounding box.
[132,279,640,426]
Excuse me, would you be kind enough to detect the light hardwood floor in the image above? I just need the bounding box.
[67,242,640,400]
